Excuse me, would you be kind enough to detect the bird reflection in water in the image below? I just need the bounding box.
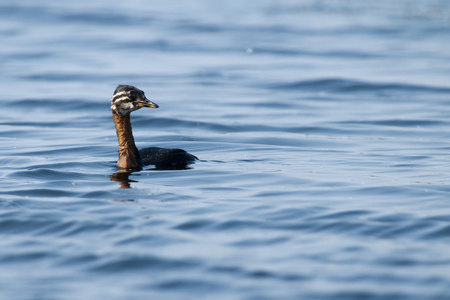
[110,164,193,189]
[109,170,136,189]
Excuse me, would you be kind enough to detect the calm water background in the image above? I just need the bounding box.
[1,1,450,299]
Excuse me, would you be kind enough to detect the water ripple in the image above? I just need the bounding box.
[268,78,450,94]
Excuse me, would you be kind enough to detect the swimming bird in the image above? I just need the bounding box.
[111,85,197,170]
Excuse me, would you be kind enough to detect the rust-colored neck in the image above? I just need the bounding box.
[113,112,141,169]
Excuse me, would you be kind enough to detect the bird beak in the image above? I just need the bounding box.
[137,98,159,109]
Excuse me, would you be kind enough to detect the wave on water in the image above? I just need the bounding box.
[267,78,450,94]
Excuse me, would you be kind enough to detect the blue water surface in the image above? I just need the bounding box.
[1,1,450,299]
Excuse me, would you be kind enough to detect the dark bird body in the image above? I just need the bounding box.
[139,147,197,169]
[111,85,197,170]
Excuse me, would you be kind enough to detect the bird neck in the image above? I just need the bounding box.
[113,112,142,169]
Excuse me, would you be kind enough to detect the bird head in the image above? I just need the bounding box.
[111,85,158,116]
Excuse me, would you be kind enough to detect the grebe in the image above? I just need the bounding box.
[111,85,197,170]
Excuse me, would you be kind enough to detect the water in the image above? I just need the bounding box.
[1,1,450,299]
